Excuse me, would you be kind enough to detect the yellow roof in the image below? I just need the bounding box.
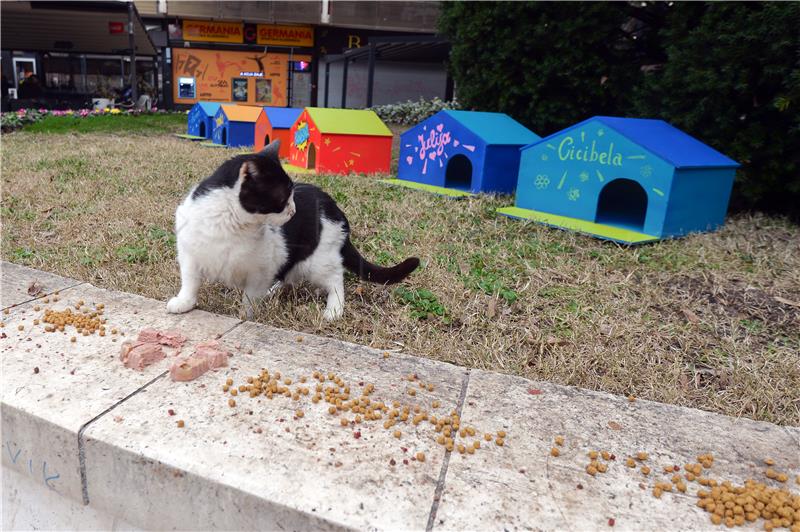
[220,105,262,123]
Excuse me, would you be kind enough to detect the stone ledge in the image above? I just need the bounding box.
[2,262,798,531]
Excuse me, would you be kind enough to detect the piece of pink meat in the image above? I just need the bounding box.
[168,340,230,381]
[158,330,187,348]
[195,340,230,369]
[170,356,210,382]
[136,328,187,348]
[119,341,165,370]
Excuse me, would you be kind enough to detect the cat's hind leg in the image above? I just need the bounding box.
[167,255,201,314]
[322,273,345,321]
[241,277,274,320]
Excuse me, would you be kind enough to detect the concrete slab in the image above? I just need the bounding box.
[1,262,82,309]
[1,276,240,505]
[2,263,798,531]
[432,370,800,531]
[2,466,139,531]
[82,321,469,531]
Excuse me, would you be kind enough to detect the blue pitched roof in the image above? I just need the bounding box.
[441,110,540,146]
[195,101,222,116]
[523,116,739,169]
[262,107,303,129]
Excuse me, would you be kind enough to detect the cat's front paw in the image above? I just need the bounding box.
[166,296,195,314]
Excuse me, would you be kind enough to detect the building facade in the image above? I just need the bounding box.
[136,0,445,110]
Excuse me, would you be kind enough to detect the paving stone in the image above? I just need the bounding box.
[1,262,81,309]
[82,322,468,531]
[432,369,800,531]
[1,277,239,504]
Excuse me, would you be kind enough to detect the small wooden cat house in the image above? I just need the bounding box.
[288,108,392,174]
[212,105,262,148]
[187,102,221,139]
[254,107,303,157]
[498,116,740,244]
[396,110,540,195]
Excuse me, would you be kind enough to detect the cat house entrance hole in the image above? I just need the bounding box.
[307,143,317,169]
[445,154,472,191]
[263,134,270,148]
[221,128,227,145]
[199,123,206,137]
[595,178,648,231]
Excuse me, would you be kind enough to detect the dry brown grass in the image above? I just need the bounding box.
[2,130,799,426]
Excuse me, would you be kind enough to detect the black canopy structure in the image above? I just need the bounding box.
[323,34,450,108]
[1,1,156,56]
[2,1,156,102]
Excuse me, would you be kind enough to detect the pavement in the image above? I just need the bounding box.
[2,261,798,531]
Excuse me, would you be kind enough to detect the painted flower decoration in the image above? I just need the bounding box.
[534,174,550,189]
[640,165,653,177]
[579,171,589,182]
[568,188,580,201]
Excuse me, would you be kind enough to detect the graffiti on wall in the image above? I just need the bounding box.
[172,49,310,106]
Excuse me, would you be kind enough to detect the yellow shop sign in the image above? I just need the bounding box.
[257,24,314,47]
[183,20,243,43]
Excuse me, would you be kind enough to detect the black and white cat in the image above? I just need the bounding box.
[166,140,419,320]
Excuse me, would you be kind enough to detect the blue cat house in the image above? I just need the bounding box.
[186,102,222,139]
[212,105,262,148]
[498,116,740,244]
[392,110,540,197]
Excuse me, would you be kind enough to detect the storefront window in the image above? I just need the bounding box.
[41,54,83,92]
[85,57,123,97]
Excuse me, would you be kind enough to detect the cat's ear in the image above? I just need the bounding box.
[259,139,281,161]
[239,160,258,181]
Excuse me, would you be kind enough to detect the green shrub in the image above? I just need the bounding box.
[632,2,800,215]
[439,2,800,217]
[369,97,460,125]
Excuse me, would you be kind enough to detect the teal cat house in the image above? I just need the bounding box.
[498,116,740,244]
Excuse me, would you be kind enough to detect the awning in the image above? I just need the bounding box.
[326,35,450,64]
[323,35,450,107]
[1,1,157,56]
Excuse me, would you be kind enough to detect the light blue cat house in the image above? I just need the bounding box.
[187,102,222,139]
[394,110,540,196]
[498,116,740,244]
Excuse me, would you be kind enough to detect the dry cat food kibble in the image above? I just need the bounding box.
[221,368,509,466]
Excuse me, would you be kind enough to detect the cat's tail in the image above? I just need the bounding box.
[342,239,420,285]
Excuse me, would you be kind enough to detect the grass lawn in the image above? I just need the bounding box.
[2,121,799,426]
[22,112,186,135]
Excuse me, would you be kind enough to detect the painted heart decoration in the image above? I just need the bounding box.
[406,156,413,165]
[436,123,444,132]
[454,140,460,147]
[428,152,436,160]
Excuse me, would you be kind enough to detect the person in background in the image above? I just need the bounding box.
[1,74,10,112]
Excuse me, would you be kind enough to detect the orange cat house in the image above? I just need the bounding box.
[253,107,303,157]
[288,108,392,174]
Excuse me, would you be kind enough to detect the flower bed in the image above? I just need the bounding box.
[0,107,177,133]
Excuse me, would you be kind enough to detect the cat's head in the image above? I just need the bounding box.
[238,140,295,225]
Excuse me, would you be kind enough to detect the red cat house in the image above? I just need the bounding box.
[253,107,303,158]
[288,108,392,174]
